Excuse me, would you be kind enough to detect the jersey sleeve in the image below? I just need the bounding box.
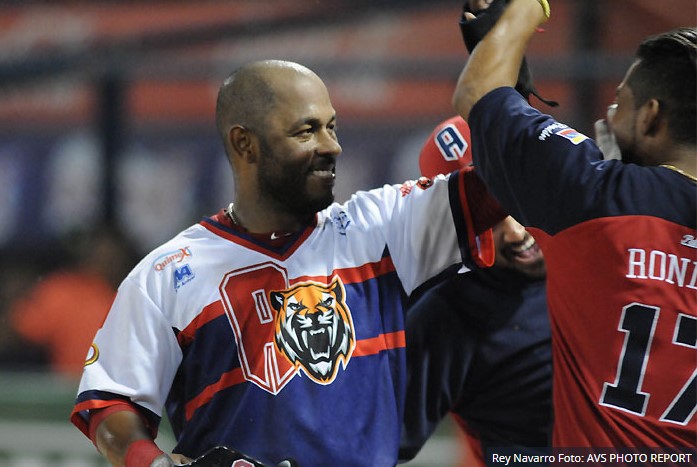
[470,87,695,232]
[70,273,183,437]
[343,173,498,295]
[469,88,600,232]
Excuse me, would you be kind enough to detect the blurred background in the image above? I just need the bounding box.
[0,1,693,465]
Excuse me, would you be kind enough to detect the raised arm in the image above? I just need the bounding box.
[452,0,550,119]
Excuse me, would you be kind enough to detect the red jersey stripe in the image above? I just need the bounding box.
[184,331,406,420]
[177,300,225,347]
[353,331,406,357]
[185,367,245,420]
[296,256,396,285]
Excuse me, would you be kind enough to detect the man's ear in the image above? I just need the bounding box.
[638,98,662,137]
[228,125,258,163]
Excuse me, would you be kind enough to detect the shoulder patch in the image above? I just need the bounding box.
[331,210,352,236]
[153,247,193,272]
[555,127,589,145]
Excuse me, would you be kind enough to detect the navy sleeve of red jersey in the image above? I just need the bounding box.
[468,87,696,233]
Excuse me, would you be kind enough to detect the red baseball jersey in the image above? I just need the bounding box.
[469,87,696,448]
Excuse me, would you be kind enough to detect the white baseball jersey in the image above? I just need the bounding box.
[72,172,488,466]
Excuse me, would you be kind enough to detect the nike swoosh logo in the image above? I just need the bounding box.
[270,232,292,240]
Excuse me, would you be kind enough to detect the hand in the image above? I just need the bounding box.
[149,452,194,466]
[150,454,176,467]
[458,0,558,107]
[459,0,508,54]
[594,119,622,161]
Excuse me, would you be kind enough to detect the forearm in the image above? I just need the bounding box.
[94,410,164,467]
[453,0,549,119]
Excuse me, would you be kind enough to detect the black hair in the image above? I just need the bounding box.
[628,27,697,145]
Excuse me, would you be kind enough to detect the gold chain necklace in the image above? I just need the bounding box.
[659,164,697,183]
[226,203,293,240]
[227,202,242,225]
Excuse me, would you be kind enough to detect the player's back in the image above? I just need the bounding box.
[531,165,696,447]
[534,210,695,447]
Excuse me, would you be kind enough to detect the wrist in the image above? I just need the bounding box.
[125,439,166,467]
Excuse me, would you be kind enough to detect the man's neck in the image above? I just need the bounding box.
[230,200,307,234]
[659,147,697,182]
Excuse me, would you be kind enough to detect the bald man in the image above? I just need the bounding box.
[70,60,506,466]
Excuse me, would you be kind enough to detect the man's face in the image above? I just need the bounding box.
[608,62,641,165]
[256,74,342,218]
[493,216,545,279]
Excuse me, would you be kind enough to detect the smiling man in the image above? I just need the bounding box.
[221,61,341,227]
[69,60,508,467]
[400,115,551,466]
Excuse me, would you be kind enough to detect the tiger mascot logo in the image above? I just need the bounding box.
[269,277,355,384]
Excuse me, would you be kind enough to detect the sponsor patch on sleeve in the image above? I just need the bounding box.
[555,127,588,145]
